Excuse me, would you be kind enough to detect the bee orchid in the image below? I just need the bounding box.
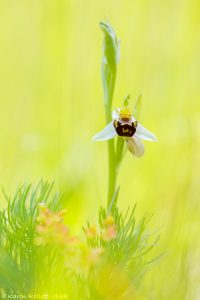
[92,107,157,157]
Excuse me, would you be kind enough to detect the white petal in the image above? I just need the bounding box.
[92,121,117,141]
[135,124,157,142]
[112,109,120,120]
[126,137,144,157]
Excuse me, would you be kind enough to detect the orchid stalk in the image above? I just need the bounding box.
[100,21,120,208]
[96,21,157,209]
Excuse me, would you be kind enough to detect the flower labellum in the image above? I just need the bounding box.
[113,107,138,137]
[92,106,157,158]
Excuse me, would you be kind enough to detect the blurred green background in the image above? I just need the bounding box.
[0,0,200,299]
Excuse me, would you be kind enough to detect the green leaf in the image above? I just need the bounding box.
[100,21,119,73]
[133,94,142,119]
[100,21,119,113]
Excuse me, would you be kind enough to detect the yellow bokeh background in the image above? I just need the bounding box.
[0,0,200,298]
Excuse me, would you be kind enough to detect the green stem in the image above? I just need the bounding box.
[104,73,117,209]
[107,139,116,207]
[100,21,120,209]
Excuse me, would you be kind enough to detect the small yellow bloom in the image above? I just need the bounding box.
[103,215,115,227]
[85,224,98,239]
[101,215,117,241]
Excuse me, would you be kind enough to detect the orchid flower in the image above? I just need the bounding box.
[92,106,157,157]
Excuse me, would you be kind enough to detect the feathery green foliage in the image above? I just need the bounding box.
[0,180,157,299]
[0,181,60,296]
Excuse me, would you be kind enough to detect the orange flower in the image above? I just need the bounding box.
[36,205,72,247]
[85,224,98,239]
[101,216,117,241]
